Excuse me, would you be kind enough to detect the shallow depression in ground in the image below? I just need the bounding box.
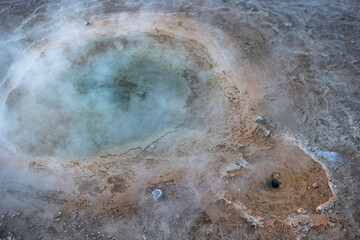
[4,34,196,157]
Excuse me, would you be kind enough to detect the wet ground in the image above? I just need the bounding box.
[0,1,359,239]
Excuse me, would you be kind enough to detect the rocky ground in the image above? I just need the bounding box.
[0,0,359,239]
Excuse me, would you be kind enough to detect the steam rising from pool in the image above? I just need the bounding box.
[4,34,191,157]
[0,1,355,237]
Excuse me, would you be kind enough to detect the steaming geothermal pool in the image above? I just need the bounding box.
[0,1,360,240]
[5,34,193,157]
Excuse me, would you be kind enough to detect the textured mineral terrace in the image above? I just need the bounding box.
[0,1,359,240]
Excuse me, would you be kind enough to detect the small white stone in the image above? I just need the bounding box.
[232,164,240,170]
[316,206,322,213]
[142,234,150,240]
[265,130,271,137]
[312,183,319,188]
[152,189,163,200]
[254,116,264,122]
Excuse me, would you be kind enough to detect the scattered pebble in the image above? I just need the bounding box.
[142,233,151,240]
[265,130,271,137]
[312,183,319,188]
[315,206,322,213]
[152,189,163,200]
[231,164,240,170]
[11,212,21,219]
[238,157,251,168]
[264,95,277,101]
[254,116,264,122]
